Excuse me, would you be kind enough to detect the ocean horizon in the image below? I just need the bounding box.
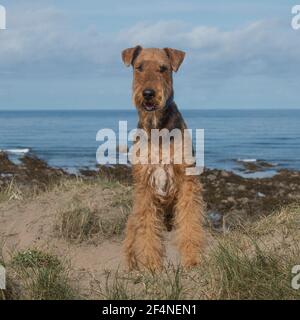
[0,109,299,176]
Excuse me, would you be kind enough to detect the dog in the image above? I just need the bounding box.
[122,46,204,271]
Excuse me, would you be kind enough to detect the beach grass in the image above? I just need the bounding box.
[94,204,300,300]
[2,203,299,300]
[54,180,131,243]
[0,179,23,203]
[6,249,76,300]
[1,171,300,300]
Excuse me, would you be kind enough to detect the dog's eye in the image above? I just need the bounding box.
[136,65,143,72]
[159,66,168,73]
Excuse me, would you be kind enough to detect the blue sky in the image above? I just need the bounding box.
[0,0,299,110]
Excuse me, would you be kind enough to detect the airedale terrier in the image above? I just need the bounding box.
[122,46,205,271]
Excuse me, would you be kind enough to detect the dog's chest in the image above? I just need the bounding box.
[149,166,175,197]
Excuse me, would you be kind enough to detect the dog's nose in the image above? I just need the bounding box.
[143,89,155,100]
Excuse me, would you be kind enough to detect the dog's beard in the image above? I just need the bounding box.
[132,91,167,112]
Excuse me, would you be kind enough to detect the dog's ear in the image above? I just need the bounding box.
[163,48,186,72]
[122,45,143,67]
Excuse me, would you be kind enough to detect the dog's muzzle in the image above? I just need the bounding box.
[142,89,158,111]
[143,102,158,112]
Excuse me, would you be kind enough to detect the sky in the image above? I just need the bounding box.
[0,0,299,110]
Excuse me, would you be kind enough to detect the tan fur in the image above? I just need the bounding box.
[122,46,205,271]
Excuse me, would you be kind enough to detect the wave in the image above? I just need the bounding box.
[237,158,257,163]
[0,148,30,155]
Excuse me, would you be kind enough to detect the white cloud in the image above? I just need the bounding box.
[119,20,300,77]
[0,4,299,81]
[0,5,119,76]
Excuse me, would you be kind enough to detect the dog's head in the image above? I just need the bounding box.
[122,46,185,112]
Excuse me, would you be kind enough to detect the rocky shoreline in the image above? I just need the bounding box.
[1,151,300,229]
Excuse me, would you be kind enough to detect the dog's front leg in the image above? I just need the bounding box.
[174,177,205,268]
[123,213,139,270]
[124,185,165,271]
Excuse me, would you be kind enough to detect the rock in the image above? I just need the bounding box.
[0,152,70,191]
[208,211,223,229]
[239,197,249,204]
[208,211,222,223]
[207,174,217,181]
[227,196,235,203]
[236,159,276,173]
[237,185,246,191]
[0,152,18,173]
[257,192,266,198]
[221,171,230,178]
[226,183,236,192]
[1,152,300,229]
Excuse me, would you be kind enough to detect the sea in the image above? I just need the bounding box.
[0,109,299,177]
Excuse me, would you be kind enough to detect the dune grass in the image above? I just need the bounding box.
[56,205,129,243]
[209,239,299,299]
[55,187,131,243]
[56,205,101,242]
[95,204,300,300]
[92,264,185,300]
[0,179,23,203]
[9,249,76,300]
[2,205,300,300]
[1,173,299,300]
